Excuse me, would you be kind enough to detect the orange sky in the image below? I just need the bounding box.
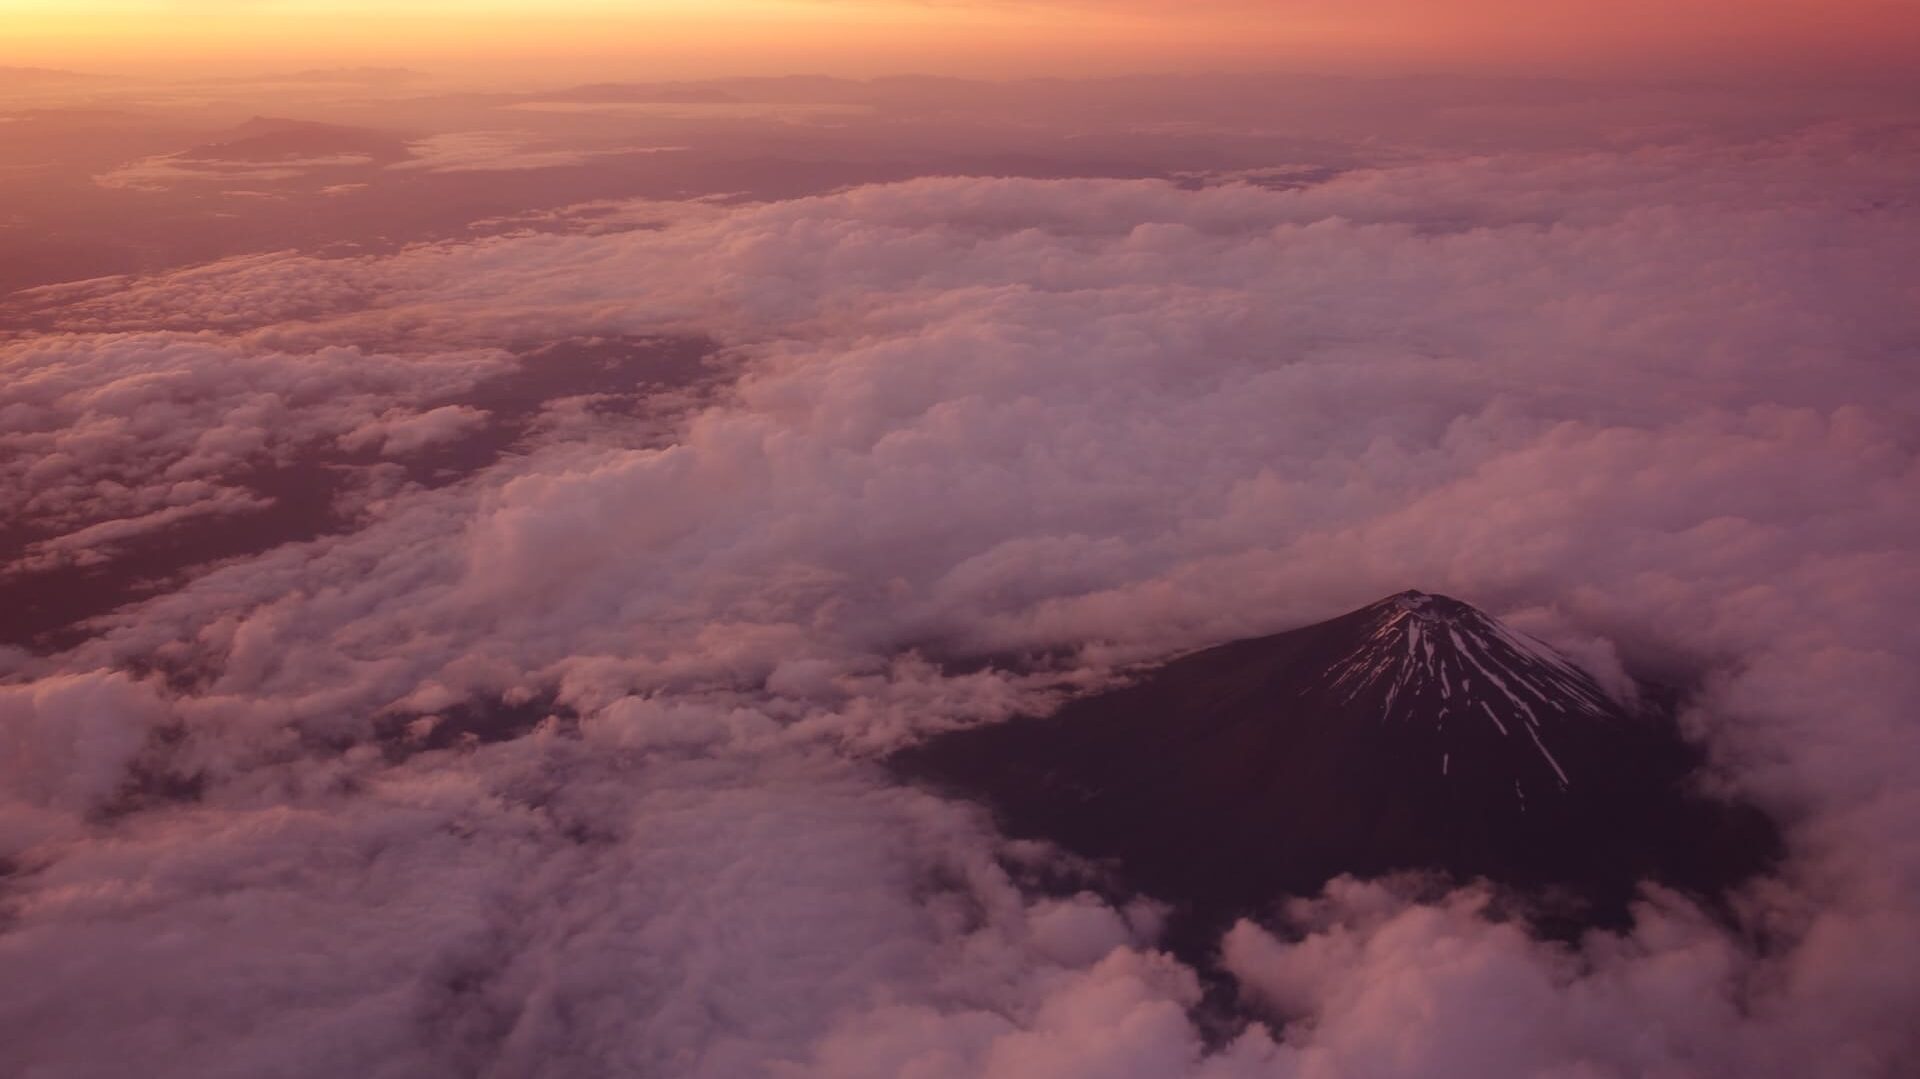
[4,0,1917,82]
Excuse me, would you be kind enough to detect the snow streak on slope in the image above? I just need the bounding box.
[1321,591,1616,790]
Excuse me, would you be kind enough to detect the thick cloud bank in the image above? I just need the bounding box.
[3,123,1918,1076]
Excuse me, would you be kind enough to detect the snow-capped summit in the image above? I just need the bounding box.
[893,590,1779,956]
[1338,590,1611,718]
[1318,590,1620,791]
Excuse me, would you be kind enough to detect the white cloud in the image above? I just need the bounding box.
[0,671,167,817]
[0,333,509,573]
[338,404,491,456]
[2,123,1917,1075]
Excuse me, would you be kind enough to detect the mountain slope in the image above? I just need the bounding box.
[894,591,1779,943]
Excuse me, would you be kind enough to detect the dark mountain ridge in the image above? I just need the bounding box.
[894,591,1780,953]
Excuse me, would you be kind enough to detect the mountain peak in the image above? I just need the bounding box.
[893,591,1780,955]
[1374,588,1485,623]
[1319,592,1618,789]
[1383,586,1454,608]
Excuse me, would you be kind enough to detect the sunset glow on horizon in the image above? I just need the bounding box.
[5,0,1919,81]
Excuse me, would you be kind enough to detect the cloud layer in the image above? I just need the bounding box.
[3,122,1918,1076]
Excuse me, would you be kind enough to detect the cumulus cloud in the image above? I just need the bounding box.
[0,671,168,818]
[339,405,492,456]
[7,485,273,574]
[2,120,1917,1076]
[0,333,508,551]
[1219,874,1920,1076]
